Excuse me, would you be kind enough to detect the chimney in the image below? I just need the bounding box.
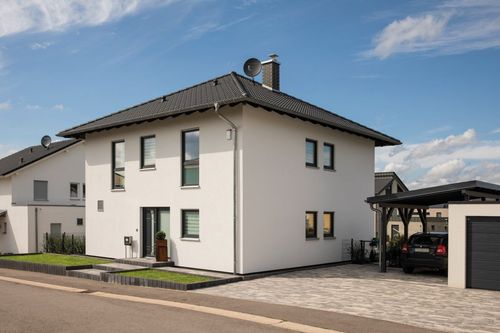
[261,53,280,91]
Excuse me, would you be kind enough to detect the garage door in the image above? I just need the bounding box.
[467,216,500,291]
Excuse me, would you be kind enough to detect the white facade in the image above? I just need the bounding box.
[448,203,500,288]
[0,142,85,254]
[84,104,375,274]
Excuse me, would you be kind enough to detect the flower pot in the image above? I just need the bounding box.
[155,239,168,262]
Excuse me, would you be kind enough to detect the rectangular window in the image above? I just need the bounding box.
[82,184,86,199]
[182,129,199,186]
[34,180,48,201]
[436,212,442,218]
[76,218,84,226]
[112,141,125,189]
[70,183,79,198]
[323,212,334,238]
[141,135,156,169]
[305,211,317,239]
[323,143,334,170]
[97,200,104,212]
[305,139,317,167]
[50,223,62,238]
[182,209,199,239]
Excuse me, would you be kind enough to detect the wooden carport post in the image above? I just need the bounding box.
[398,208,414,243]
[417,209,428,233]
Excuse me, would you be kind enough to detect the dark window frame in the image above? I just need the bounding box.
[82,183,86,199]
[70,183,79,199]
[181,129,200,186]
[140,135,156,169]
[33,180,48,201]
[323,211,335,238]
[112,140,125,190]
[323,143,335,170]
[76,218,84,226]
[305,211,318,239]
[305,139,317,167]
[182,209,200,239]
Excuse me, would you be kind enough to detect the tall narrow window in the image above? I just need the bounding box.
[323,212,334,238]
[305,211,317,239]
[182,129,199,186]
[34,180,48,201]
[112,141,125,189]
[70,183,79,199]
[305,139,317,167]
[182,210,199,239]
[323,143,334,170]
[141,135,156,169]
[82,184,86,199]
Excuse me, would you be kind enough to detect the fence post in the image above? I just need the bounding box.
[44,232,49,252]
[71,234,74,254]
[62,232,66,254]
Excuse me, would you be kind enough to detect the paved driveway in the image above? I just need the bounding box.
[196,264,500,333]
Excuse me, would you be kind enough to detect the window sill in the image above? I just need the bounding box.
[111,189,125,192]
[70,198,80,201]
[140,167,156,171]
[180,185,200,190]
[33,200,49,202]
[180,237,200,242]
[323,236,336,240]
[323,168,336,172]
[306,237,319,241]
[305,165,319,169]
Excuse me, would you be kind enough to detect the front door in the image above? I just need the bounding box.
[142,208,170,257]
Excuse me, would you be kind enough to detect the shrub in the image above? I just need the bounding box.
[155,231,166,241]
[43,233,85,255]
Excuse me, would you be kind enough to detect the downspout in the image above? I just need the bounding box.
[35,207,39,253]
[214,102,239,274]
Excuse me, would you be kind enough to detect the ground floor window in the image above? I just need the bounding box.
[182,210,199,239]
[50,223,61,237]
[305,211,317,239]
[323,212,334,238]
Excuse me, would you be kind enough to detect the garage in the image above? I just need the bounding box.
[467,216,500,291]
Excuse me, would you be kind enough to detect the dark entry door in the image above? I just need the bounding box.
[142,208,170,257]
[467,216,500,291]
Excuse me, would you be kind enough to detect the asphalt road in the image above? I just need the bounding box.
[0,280,290,333]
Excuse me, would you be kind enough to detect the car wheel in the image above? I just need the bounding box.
[403,266,414,274]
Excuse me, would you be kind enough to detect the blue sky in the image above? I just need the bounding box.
[0,0,499,188]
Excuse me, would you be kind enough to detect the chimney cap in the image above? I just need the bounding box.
[262,53,280,65]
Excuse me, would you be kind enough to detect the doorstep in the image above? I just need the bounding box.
[114,257,174,268]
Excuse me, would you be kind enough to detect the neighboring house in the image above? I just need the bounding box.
[0,140,85,254]
[58,56,400,274]
[374,172,448,240]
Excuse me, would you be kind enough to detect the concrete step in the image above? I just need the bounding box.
[114,258,174,268]
[67,269,104,281]
[93,263,145,272]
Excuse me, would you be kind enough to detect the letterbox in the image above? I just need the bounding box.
[124,236,133,246]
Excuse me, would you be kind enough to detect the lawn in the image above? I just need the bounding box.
[0,253,111,266]
[117,269,214,284]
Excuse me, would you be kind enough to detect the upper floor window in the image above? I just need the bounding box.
[141,135,156,169]
[305,211,317,239]
[112,141,125,189]
[70,183,79,199]
[323,212,334,238]
[34,180,48,201]
[323,143,334,170]
[305,139,317,167]
[182,129,199,186]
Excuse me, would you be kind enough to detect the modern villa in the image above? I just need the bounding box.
[58,56,400,274]
[0,139,85,254]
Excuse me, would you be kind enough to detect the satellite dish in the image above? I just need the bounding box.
[41,135,52,149]
[243,58,262,78]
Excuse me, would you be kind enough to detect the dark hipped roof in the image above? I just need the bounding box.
[375,172,409,194]
[58,72,400,146]
[0,139,80,177]
[367,180,500,207]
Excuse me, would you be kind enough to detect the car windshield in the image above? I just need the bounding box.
[410,235,442,246]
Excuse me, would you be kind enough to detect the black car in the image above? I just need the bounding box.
[401,232,448,274]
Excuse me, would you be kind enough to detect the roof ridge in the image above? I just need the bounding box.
[58,72,235,137]
[236,73,401,144]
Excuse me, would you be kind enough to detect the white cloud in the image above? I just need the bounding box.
[183,15,253,41]
[52,104,64,111]
[30,41,54,50]
[26,104,41,110]
[0,101,11,110]
[0,0,175,38]
[491,128,500,134]
[376,129,500,188]
[364,1,500,59]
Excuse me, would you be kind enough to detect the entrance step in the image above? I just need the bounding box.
[114,258,174,268]
[67,269,104,281]
[93,263,145,272]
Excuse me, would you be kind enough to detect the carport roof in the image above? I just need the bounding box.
[366,180,500,207]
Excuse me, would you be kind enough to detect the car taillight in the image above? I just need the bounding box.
[401,243,409,254]
[436,244,447,256]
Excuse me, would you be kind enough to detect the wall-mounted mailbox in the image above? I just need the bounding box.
[124,236,133,246]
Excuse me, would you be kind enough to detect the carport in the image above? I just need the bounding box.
[366,180,500,290]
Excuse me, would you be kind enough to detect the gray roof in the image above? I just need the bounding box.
[58,72,400,146]
[375,177,393,195]
[0,139,80,177]
[375,171,409,194]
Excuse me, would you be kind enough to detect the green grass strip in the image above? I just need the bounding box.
[117,269,214,284]
[0,254,111,266]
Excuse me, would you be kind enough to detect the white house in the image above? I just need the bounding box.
[0,139,85,254]
[58,56,400,274]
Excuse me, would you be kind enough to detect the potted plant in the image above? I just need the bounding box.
[155,231,168,262]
